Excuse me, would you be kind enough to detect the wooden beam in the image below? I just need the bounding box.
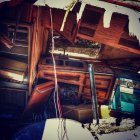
[0,34,13,49]
[37,6,140,55]
[22,81,54,119]
[0,56,27,72]
[29,7,44,95]
[77,10,140,55]
[38,69,86,94]
[41,28,49,55]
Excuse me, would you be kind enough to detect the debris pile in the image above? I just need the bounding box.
[85,117,136,135]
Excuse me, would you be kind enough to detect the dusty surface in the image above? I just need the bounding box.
[85,117,140,140]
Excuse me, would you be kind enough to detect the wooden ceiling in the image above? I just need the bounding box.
[0,0,140,57]
[42,4,140,55]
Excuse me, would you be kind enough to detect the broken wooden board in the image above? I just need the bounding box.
[22,81,54,120]
[0,34,13,48]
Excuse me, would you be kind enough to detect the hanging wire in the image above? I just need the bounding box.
[49,8,62,118]
[49,7,70,140]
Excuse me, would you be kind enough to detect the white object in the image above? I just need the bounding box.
[0,0,10,3]
[42,118,94,140]
[97,127,140,140]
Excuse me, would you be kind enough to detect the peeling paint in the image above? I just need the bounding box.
[60,0,78,31]
[82,0,140,43]
[34,0,140,44]
[103,10,113,28]
[34,0,75,10]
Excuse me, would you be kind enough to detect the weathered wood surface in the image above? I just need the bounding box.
[37,6,140,55]
[22,81,54,119]
[0,69,25,81]
[38,69,85,94]
[83,74,115,103]
[0,34,13,48]
[29,6,44,94]
[0,56,27,72]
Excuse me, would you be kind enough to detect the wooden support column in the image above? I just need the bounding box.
[29,7,44,95]
[41,28,49,55]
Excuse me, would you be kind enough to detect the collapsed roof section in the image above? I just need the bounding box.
[34,0,140,44]
[0,0,140,56]
[32,0,140,57]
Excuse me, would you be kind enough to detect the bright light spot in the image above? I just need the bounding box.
[120,86,134,94]
[0,69,24,82]
[42,118,94,140]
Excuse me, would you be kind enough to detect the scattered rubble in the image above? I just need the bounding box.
[84,117,136,135]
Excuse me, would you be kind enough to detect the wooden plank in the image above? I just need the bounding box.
[0,45,28,56]
[85,75,113,89]
[83,88,106,98]
[76,8,140,54]
[29,7,44,95]
[38,70,85,85]
[0,69,25,81]
[83,73,114,103]
[0,56,27,72]
[0,80,28,90]
[42,28,49,55]
[22,81,54,119]
[35,7,140,54]
[94,13,126,44]
[0,34,13,49]
[38,69,85,93]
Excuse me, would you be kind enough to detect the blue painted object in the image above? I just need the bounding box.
[111,76,140,114]
[13,121,45,140]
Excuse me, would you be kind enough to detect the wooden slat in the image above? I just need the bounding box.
[78,11,140,55]
[0,34,13,48]
[38,69,85,93]
[0,56,27,72]
[22,81,54,119]
[85,75,113,89]
[42,28,49,55]
[83,73,114,103]
[0,80,28,90]
[38,70,85,84]
[0,45,28,56]
[83,88,107,98]
[29,7,44,95]
[0,69,25,81]
[35,6,140,54]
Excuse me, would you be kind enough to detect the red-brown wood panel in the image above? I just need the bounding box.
[94,13,126,45]
[83,74,114,103]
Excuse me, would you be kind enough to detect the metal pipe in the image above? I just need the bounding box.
[88,64,99,124]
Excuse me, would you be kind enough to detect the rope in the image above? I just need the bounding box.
[49,8,62,118]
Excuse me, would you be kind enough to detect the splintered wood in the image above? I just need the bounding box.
[38,70,85,94]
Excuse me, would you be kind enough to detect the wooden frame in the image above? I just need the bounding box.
[38,70,85,94]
